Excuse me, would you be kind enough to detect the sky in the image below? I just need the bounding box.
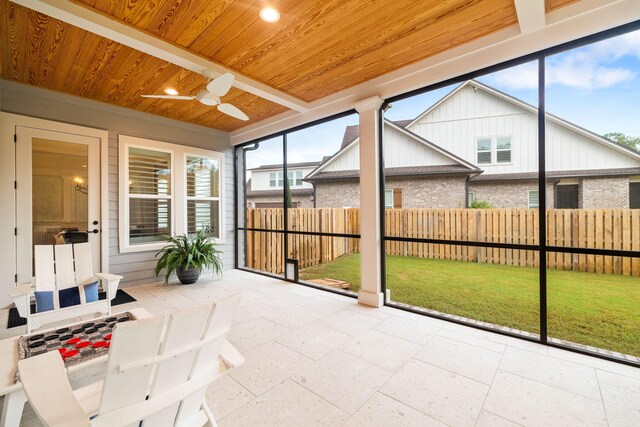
[245,29,640,171]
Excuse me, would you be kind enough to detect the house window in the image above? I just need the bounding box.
[296,171,303,186]
[528,190,539,208]
[630,182,640,208]
[467,192,476,207]
[186,156,221,238]
[476,138,492,164]
[269,172,277,187]
[277,172,284,187]
[476,136,512,164]
[496,136,512,163]
[556,184,579,209]
[385,189,394,208]
[127,147,172,247]
[119,135,225,253]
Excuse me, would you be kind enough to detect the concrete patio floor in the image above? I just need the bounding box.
[1,269,639,426]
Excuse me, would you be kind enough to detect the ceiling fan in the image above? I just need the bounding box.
[142,71,249,121]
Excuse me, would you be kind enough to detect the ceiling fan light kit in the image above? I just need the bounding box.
[141,72,249,121]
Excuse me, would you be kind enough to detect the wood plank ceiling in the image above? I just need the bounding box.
[0,0,580,132]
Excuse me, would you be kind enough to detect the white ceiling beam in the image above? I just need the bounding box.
[11,0,310,113]
[514,0,546,33]
[231,0,638,145]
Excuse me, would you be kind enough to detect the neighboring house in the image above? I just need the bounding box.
[306,80,640,209]
[246,161,322,208]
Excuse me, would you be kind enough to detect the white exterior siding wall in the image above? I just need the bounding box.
[323,125,455,173]
[0,80,234,288]
[409,84,640,174]
[251,167,316,191]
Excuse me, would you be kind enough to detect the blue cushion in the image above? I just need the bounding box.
[34,291,54,313]
[59,287,81,308]
[84,281,99,303]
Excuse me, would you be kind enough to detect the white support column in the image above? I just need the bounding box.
[354,96,384,307]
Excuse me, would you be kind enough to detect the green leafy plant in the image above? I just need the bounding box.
[154,230,223,284]
[468,199,494,209]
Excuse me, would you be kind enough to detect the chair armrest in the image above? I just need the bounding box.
[94,273,124,281]
[9,282,33,298]
[18,352,90,427]
[220,340,245,369]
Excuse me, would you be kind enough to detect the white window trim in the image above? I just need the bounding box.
[183,151,225,243]
[528,190,540,209]
[385,189,394,208]
[476,135,513,166]
[119,135,225,253]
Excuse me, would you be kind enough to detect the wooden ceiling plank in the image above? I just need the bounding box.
[286,4,516,99]
[4,1,29,81]
[13,0,308,111]
[23,9,49,85]
[37,12,69,88]
[172,0,236,48]
[515,0,546,33]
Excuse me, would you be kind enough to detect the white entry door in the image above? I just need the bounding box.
[16,126,101,282]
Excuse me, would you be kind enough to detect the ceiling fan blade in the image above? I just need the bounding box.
[206,73,235,97]
[141,95,194,100]
[218,103,249,121]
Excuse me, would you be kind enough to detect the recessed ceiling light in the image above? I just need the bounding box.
[260,6,280,23]
[164,88,179,95]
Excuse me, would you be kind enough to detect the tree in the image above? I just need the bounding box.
[603,132,640,152]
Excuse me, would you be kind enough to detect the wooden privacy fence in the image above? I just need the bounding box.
[245,208,640,276]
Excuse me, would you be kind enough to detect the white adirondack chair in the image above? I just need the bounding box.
[18,293,243,427]
[9,242,122,333]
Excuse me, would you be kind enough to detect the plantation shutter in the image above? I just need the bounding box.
[393,188,403,208]
[128,147,172,245]
[186,156,221,238]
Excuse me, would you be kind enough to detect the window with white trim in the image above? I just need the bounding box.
[295,171,303,186]
[186,156,221,238]
[476,138,492,164]
[119,135,225,253]
[467,192,476,207]
[385,189,394,208]
[528,190,540,208]
[496,136,512,163]
[269,172,277,187]
[476,136,512,165]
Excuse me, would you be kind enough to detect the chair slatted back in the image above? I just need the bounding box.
[174,293,242,425]
[34,243,95,294]
[98,317,165,420]
[141,306,210,427]
[34,245,56,292]
[73,242,94,286]
[54,245,77,291]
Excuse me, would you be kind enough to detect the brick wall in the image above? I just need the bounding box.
[582,177,629,208]
[314,175,468,208]
[468,180,554,208]
[315,180,361,207]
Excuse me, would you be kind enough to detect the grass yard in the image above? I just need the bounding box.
[299,254,640,357]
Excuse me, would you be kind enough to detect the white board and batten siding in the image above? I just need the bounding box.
[0,80,234,289]
[322,125,455,173]
[408,84,640,174]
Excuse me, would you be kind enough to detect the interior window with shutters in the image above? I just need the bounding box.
[496,136,511,163]
[119,135,225,253]
[476,138,492,164]
[186,156,221,238]
[128,147,172,245]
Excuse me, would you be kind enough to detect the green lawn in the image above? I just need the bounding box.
[300,254,640,357]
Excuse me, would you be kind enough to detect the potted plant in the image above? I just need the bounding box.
[154,230,223,284]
